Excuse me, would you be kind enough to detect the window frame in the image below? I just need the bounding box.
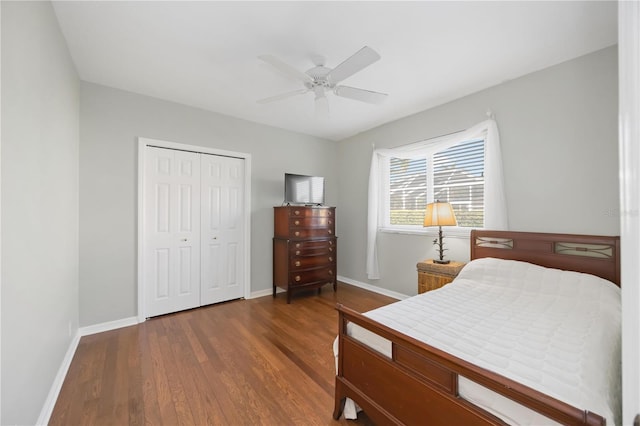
[378,137,486,237]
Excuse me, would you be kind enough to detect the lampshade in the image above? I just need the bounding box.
[423,202,457,227]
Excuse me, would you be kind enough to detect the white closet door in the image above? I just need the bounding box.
[200,154,245,305]
[144,147,201,317]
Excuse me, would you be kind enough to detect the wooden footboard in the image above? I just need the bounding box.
[333,303,606,426]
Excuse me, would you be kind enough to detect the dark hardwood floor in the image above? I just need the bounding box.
[50,282,397,425]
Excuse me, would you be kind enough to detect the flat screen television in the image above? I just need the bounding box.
[284,173,325,205]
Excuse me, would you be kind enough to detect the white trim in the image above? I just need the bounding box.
[378,226,472,238]
[337,275,407,301]
[252,279,406,301]
[249,287,285,299]
[0,3,3,420]
[619,1,640,424]
[137,137,252,322]
[79,316,140,337]
[36,315,141,425]
[36,331,81,426]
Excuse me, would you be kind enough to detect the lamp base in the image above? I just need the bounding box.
[433,259,451,265]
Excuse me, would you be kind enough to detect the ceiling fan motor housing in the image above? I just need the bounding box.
[305,66,334,90]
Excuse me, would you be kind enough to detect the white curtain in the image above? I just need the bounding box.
[366,119,508,279]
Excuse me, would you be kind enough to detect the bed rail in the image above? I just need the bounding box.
[334,303,605,426]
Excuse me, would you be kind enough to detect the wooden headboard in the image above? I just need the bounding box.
[470,230,621,286]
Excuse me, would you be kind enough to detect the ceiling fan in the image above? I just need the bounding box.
[257,46,388,114]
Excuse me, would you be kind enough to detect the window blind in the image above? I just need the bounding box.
[388,139,484,227]
[433,139,484,227]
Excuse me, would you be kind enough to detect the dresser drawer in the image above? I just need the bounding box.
[291,239,336,256]
[289,207,334,218]
[289,216,334,228]
[274,206,336,239]
[290,254,335,269]
[290,228,334,239]
[290,266,335,285]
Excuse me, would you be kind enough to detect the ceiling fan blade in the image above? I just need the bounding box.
[334,85,388,104]
[326,46,381,84]
[258,54,313,83]
[257,88,309,104]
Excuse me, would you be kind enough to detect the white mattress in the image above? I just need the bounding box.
[338,257,621,425]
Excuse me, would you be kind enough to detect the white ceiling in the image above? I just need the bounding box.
[51,1,618,141]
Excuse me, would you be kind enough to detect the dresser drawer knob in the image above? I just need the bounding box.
[295,261,301,267]
[295,275,301,282]
[328,230,332,234]
[329,240,333,245]
[329,257,333,262]
[295,231,300,237]
[294,220,300,225]
[329,247,333,252]
[328,270,333,275]
[294,210,300,216]
[295,250,301,255]
[296,243,301,248]
[328,211,332,216]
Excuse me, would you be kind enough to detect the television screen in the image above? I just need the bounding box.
[284,173,325,205]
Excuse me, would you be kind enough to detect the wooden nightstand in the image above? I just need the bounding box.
[417,260,466,294]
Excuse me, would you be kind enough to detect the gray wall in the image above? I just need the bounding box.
[337,46,619,296]
[79,83,337,326]
[0,5,618,421]
[1,1,80,424]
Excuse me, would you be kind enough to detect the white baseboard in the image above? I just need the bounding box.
[251,279,407,301]
[249,287,285,299]
[337,275,408,301]
[35,279,400,425]
[80,316,139,337]
[36,316,140,424]
[36,331,81,426]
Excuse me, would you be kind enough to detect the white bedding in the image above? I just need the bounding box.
[336,257,621,425]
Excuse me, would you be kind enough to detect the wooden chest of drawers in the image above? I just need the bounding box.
[273,206,337,303]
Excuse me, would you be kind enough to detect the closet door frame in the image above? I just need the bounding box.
[137,137,252,322]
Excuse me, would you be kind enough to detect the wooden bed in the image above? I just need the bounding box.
[333,230,620,426]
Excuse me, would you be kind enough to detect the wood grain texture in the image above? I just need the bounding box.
[273,206,337,303]
[471,230,621,285]
[50,283,395,426]
[334,230,621,426]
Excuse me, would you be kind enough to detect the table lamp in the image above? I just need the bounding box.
[423,201,457,264]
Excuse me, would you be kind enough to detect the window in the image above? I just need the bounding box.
[367,119,506,280]
[385,139,485,229]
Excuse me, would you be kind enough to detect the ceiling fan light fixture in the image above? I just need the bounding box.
[313,85,326,100]
[315,95,329,118]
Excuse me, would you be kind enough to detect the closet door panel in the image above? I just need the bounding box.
[201,155,245,305]
[144,147,201,317]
